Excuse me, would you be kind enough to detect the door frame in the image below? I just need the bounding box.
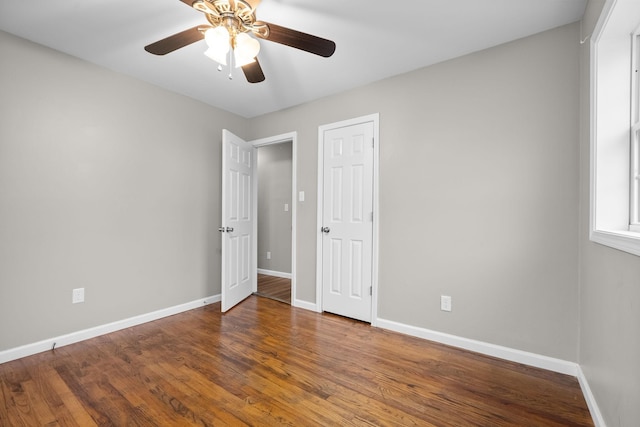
[250,132,297,304]
[315,114,380,325]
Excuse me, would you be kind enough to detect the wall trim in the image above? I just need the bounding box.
[376,317,579,376]
[292,299,318,312]
[257,268,292,279]
[0,294,221,365]
[377,317,604,426]
[577,366,608,427]
[250,131,298,306]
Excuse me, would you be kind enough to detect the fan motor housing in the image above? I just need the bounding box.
[193,0,256,33]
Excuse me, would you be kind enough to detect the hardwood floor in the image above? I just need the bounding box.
[256,273,291,304]
[0,296,593,426]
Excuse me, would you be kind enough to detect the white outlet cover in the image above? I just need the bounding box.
[441,295,452,312]
[72,288,85,304]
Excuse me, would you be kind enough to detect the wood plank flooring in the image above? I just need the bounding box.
[0,296,593,426]
[256,273,291,304]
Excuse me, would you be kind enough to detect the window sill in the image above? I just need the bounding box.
[590,229,640,257]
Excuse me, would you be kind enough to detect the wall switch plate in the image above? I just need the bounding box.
[441,295,452,312]
[298,191,305,202]
[266,251,271,260]
[72,288,85,304]
[284,203,289,212]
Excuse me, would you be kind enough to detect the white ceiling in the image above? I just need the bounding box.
[0,0,586,118]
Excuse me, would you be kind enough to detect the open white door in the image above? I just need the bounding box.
[221,130,256,312]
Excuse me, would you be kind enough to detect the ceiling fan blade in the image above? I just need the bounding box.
[242,58,265,83]
[178,0,195,6]
[144,26,205,55]
[255,22,336,58]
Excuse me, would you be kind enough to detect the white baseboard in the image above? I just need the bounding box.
[292,299,319,312]
[0,294,221,365]
[376,317,579,376]
[257,269,292,279]
[577,366,607,427]
[378,317,603,426]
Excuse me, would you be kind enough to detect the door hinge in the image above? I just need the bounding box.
[370,287,372,296]
[372,138,375,148]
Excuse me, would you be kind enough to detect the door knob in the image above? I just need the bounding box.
[226,227,234,232]
[321,226,330,233]
[218,227,225,233]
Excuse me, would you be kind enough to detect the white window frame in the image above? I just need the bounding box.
[590,0,640,255]
[630,30,640,230]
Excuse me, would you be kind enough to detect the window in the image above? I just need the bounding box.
[630,31,640,231]
[590,0,640,255]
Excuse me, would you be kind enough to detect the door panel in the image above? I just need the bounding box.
[221,130,255,312]
[321,122,374,322]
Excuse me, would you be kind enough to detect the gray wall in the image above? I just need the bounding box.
[578,1,640,425]
[249,23,581,361]
[0,30,247,351]
[257,142,292,273]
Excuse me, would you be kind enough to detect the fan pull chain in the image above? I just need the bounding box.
[214,49,234,80]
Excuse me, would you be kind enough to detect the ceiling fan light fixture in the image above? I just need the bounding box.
[234,53,256,67]
[233,32,260,67]
[204,47,227,65]
[204,26,230,64]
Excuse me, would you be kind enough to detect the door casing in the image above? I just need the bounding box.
[250,132,297,305]
[316,114,380,325]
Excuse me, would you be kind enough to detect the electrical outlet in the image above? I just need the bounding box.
[440,295,452,312]
[266,251,271,260]
[72,288,85,304]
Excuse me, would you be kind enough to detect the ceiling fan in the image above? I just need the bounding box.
[144,0,336,83]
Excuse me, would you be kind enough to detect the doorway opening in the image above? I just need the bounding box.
[251,133,297,305]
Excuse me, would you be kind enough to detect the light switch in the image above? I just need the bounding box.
[299,191,305,202]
